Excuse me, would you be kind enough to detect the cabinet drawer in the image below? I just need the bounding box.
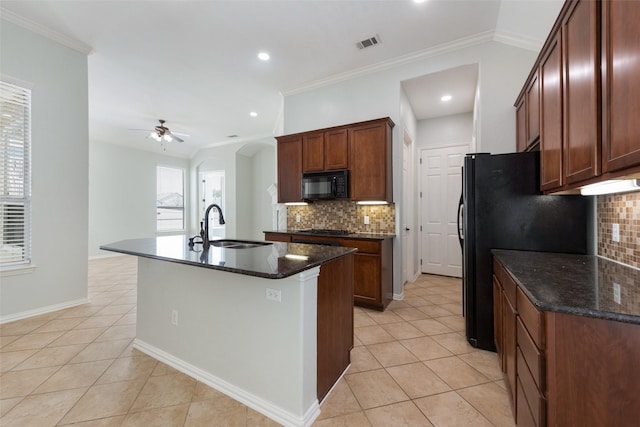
[517,348,546,427]
[493,258,504,284]
[517,377,538,427]
[341,239,380,254]
[264,232,292,242]
[517,287,544,348]
[502,270,518,308]
[517,318,545,390]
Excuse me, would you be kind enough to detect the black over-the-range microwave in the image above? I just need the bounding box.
[301,170,349,200]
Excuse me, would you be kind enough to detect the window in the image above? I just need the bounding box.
[156,166,184,232]
[200,171,225,238]
[0,81,31,267]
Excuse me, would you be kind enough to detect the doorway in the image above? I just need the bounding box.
[402,131,415,284]
[420,144,468,277]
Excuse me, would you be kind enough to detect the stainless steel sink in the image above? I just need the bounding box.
[209,239,273,249]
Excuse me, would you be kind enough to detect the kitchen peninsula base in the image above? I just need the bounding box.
[101,236,356,427]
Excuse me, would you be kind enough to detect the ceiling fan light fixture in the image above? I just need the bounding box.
[164,134,172,142]
[150,131,161,141]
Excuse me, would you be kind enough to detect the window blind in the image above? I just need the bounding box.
[0,81,31,266]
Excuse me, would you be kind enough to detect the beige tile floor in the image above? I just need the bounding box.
[0,256,515,426]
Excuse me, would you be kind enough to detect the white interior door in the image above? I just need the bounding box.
[420,145,467,277]
[402,134,413,284]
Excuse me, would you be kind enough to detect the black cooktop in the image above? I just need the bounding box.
[297,229,350,235]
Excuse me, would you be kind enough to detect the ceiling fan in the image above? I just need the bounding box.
[132,119,188,143]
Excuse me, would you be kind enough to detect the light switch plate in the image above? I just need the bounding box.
[612,223,620,242]
[613,283,621,304]
[364,215,370,225]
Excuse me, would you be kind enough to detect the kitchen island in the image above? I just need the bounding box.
[101,235,356,427]
[492,250,640,427]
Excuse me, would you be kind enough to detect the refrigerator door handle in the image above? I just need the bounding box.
[457,193,464,251]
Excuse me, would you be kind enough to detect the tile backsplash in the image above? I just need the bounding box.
[285,200,396,234]
[597,190,640,269]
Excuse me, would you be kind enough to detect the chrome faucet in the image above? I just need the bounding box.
[201,203,226,250]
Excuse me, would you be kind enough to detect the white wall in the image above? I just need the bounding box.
[251,147,277,240]
[88,141,190,258]
[0,20,89,319]
[191,142,276,241]
[416,113,474,149]
[284,40,537,295]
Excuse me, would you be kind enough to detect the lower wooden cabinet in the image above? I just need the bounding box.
[264,232,393,311]
[494,256,640,426]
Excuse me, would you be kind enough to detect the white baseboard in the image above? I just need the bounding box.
[393,291,405,301]
[133,339,321,427]
[0,297,88,324]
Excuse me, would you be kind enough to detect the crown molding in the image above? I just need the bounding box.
[493,29,543,52]
[282,30,495,96]
[1,7,93,55]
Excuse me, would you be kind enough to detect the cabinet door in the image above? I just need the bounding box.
[540,32,564,191]
[601,0,640,172]
[526,70,540,146]
[503,293,517,413]
[353,253,381,304]
[562,0,601,184]
[324,129,349,170]
[515,96,527,152]
[493,276,504,370]
[277,136,303,203]
[302,132,324,172]
[349,120,392,201]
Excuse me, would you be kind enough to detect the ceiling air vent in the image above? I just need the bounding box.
[226,134,239,138]
[356,34,381,50]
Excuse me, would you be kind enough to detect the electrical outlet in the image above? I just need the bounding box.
[364,215,370,225]
[266,288,281,302]
[612,223,620,242]
[296,214,301,223]
[171,309,179,326]
[613,283,621,304]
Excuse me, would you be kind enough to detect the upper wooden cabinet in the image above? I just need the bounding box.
[540,32,564,191]
[302,128,349,172]
[349,118,394,202]
[276,135,303,203]
[515,70,540,152]
[562,0,601,185]
[517,0,640,193]
[277,117,394,203]
[601,0,640,173]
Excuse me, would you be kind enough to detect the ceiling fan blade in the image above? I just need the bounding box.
[171,134,184,143]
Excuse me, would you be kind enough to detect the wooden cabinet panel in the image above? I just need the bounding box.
[353,253,380,303]
[517,318,544,391]
[349,119,393,202]
[493,276,503,368]
[562,0,601,184]
[316,254,354,401]
[517,287,544,349]
[526,70,540,146]
[540,32,564,191]
[263,232,292,242]
[517,349,546,427]
[302,132,325,172]
[276,136,303,203]
[516,96,527,152]
[546,312,640,427]
[503,292,517,411]
[601,0,640,172]
[324,129,349,170]
[341,238,379,254]
[516,376,538,427]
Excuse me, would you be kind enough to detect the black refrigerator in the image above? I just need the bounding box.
[459,151,591,351]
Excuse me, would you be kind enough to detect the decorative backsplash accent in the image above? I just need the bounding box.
[597,191,640,269]
[285,200,396,234]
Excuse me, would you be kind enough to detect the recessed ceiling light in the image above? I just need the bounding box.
[249,111,258,117]
[441,94,452,102]
[413,0,427,3]
[258,52,270,61]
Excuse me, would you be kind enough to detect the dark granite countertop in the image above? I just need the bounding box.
[264,230,395,240]
[100,235,357,279]
[492,249,640,325]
